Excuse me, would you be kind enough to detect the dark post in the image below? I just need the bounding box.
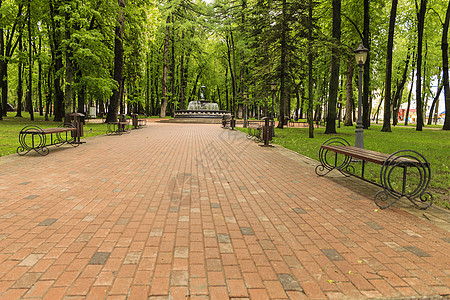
[260,117,273,147]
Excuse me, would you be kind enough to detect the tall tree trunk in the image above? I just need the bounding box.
[295,83,300,121]
[226,35,235,114]
[308,0,314,138]
[382,0,398,132]
[38,35,43,116]
[0,0,3,119]
[45,69,52,121]
[146,52,150,116]
[363,0,370,128]
[16,33,23,117]
[325,0,341,133]
[230,31,238,117]
[427,82,443,125]
[277,0,287,129]
[160,15,170,118]
[416,0,427,131]
[150,49,155,115]
[179,32,185,110]
[344,54,354,126]
[64,7,73,123]
[106,0,126,122]
[405,81,414,126]
[183,47,190,109]
[77,73,86,114]
[225,66,229,111]
[392,50,411,126]
[26,0,34,120]
[421,42,428,123]
[170,15,176,115]
[153,69,159,115]
[1,3,24,117]
[299,87,305,119]
[442,0,450,130]
[49,0,64,122]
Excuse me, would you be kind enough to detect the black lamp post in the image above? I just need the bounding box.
[354,43,369,148]
[243,92,248,128]
[270,81,277,136]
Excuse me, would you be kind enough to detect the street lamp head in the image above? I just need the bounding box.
[354,42,369,65]
[270,81,277,91]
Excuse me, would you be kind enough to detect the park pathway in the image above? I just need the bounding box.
[0,122,449,299]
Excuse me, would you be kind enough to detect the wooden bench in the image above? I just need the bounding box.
[315,137,433,210]
[246,122,262,142]
[107,115,131,135]
[17,124,81,156]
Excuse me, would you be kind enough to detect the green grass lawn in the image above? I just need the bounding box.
[0,112,108,157]
[240,124,450,209]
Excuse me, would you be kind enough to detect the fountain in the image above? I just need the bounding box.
[173,86,231,123]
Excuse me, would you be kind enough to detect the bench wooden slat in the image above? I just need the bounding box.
[42,128,76,134]
[321,145,418,165]
[25,127,76,134]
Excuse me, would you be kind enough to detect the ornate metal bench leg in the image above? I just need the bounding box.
[17,125,49,156]
[315,137,354,177]
[376,150,433,210]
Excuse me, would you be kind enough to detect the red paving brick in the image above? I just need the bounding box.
[0,122,449,299]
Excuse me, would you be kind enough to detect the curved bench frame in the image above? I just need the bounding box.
[315,137,433,210]
[17,124,80,156]
[106,121,131,135]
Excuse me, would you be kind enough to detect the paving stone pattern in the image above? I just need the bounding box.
[0,122,449,299]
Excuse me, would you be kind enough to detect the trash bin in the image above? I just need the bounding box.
[70,112,85,143]
[262,117,273,146]
[132,113,139,129]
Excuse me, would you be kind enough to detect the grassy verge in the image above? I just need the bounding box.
[239,124,449,209]
[0,112,108,157]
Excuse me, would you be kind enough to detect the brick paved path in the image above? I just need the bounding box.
[0,123,449,299]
